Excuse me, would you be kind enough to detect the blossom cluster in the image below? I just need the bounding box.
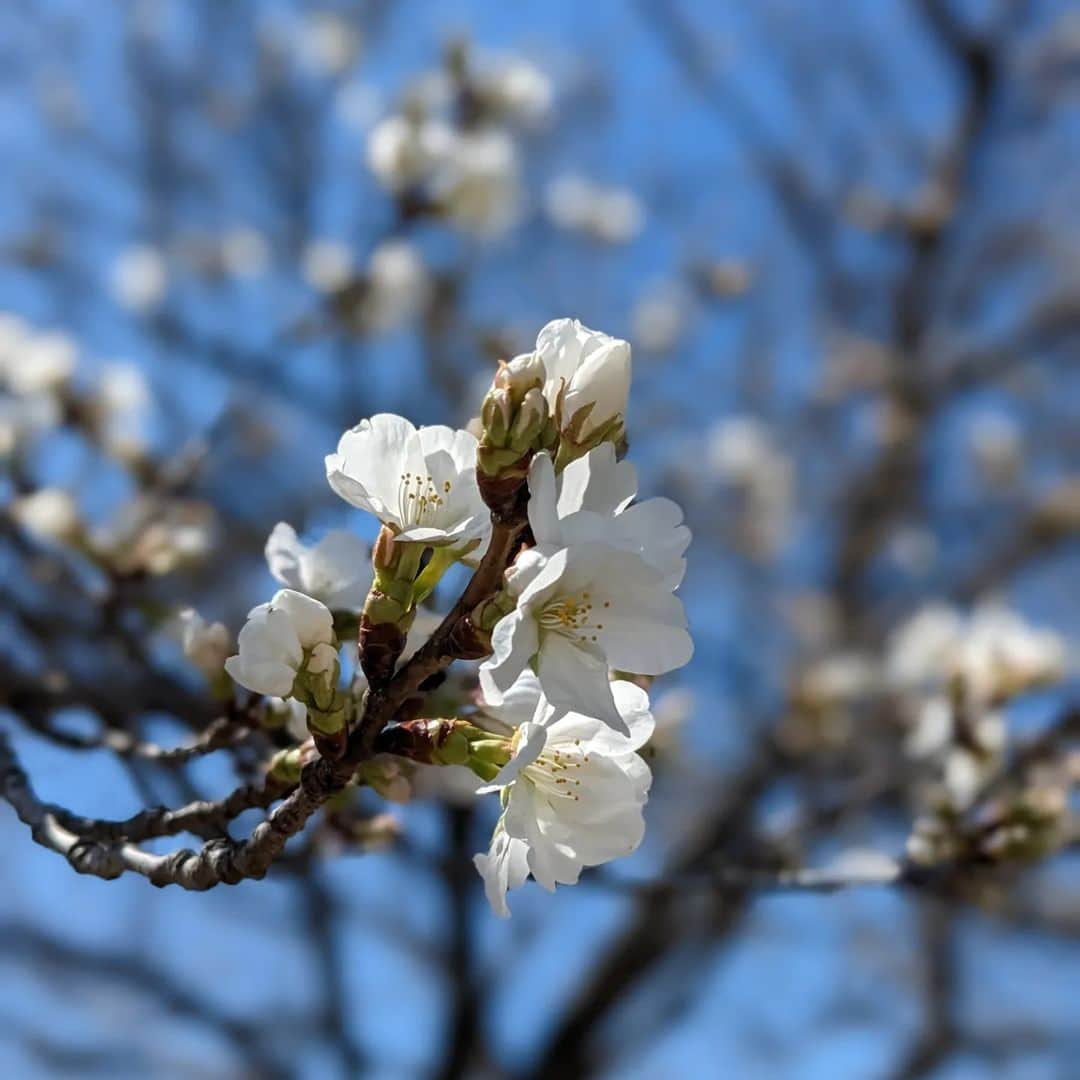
[218,317,692,914]
[366,43,552,236]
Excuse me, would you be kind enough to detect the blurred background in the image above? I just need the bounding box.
[1,0,1078,1077]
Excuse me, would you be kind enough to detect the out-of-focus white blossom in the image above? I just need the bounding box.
[435,130,521,235]
[473,669,654,917]
[221,227,270,278]
[366,114,454,192]
[475,55,553,125]
[297,11,361,76]
[179,609,232,681]
[110,245,168,313]
[632,284,691,354]
[326,414,489,553]
[704,416,793,554]
[886,604,1067,706]
[225,589,336,698]
[94,497,216,576]
[546,175,644,244]
[365,240,430,330]
[92,362,152,462]
[906,695,1007,810]
[265,522,371,610]
[968,412,1024,487]
[302,240,353,293]
[0,325,77,396]
[10,488,82,544]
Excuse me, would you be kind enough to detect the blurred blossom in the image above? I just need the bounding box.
[968,411,1024,487]
[632,283,691,354]
[474,54,553,125]
[695,259,754,299]
[0,324,76,396]
[906,695,1007,811]
[648,685,695,758]
[435,129,521,235]
[796,652,881,711]
[220,227,271,278]
[178,609,232,682]
[365,240,430,331]
[110,245,168,313]
[884,525,938,578]
[95,497,216,576]
[302,240,353,293]
[92,362,152,463]
[265,522,371,611]
[886,604,1068,707]
[297,11,361,76]
[366,114,454,193]
[9,488,82,545]
[704,416,794,555]
[545,175,644,244]
[0,393,59,457]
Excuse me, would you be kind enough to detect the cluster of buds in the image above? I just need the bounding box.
[376,716,512,781]
[477,351,553,517]
[476,318,632,516]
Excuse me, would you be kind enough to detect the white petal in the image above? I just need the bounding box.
[265,522,304,591]
[481,667,544,727]
[325,413,417,526]
[473,822,531,918]
[479,611,539,705]
[271,589,334,649]
[537,633,626,734]
[526,452,562,549]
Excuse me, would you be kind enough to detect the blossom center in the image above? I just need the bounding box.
[522,739,591,802]
[538,591,607,644]
[398,471,452,528]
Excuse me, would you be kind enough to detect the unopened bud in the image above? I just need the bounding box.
[481,387,513,446]
[509,386,548,449]
[493,351,545,400]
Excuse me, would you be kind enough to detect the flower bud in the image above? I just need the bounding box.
[481,386,513,446]
[509,386,548,449]
[494,351,545,400]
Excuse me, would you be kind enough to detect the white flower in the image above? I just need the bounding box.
[366,114,453,192]
[302,240,353,293]
[545,175,644,244]
[265,522,371,610]
[528,447,690,590]
[0,329,77,396]
[326,413,489,553]
[956,607,1067,704]
[10,488,81,543]
[435,130,520,236]
[111,245,168,313]
[366,240,430,331]
[225,589,335,698]
[886,604,1066,706]
[480,543,692,734]
[535,319,631,441]
[93,362,152,461]
[473,670,654,917]
[476,55,553,125]
[179,609,231,680]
